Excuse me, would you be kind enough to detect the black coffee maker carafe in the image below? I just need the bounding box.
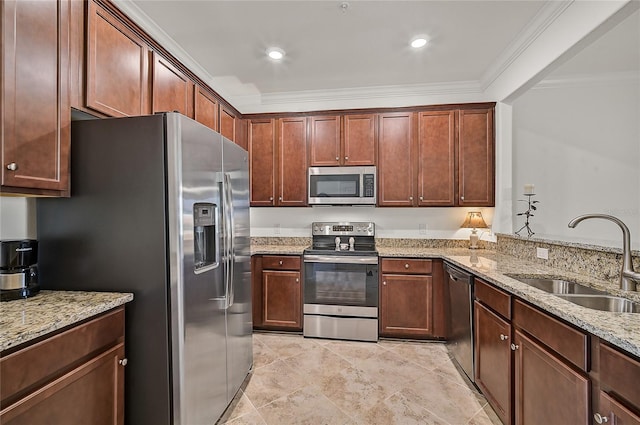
[0,239,39,301]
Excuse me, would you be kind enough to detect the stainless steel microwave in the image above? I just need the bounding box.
[308,166,377,205]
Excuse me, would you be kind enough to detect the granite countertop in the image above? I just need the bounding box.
[0,290,134,352]
[252,243,640,357]
[378,246,640,357]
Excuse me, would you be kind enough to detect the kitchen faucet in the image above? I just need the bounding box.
[568,214,640,291]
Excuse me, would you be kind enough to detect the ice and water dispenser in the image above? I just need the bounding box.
[193,202,218,272]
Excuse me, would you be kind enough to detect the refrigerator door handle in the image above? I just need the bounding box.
[224,173,235,307]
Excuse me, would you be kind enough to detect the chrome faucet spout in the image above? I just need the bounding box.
[568,214,639,291]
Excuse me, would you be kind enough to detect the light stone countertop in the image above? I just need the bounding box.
[0,290,133,352]
[252,243,640,357]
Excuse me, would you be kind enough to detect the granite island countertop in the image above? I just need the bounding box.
[252,243,640,357]
[0,290,134,352]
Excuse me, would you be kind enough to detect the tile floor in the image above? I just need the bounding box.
[217,332,502,425]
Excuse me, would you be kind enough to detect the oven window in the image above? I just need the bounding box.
[309,175,360,198]
[304,262,378,307]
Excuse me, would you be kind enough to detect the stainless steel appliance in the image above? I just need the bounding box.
[0,239,39,301]
[308,166,376,205]
[445,262,475,382]
[303,222,379,341]
[36,113,252,425]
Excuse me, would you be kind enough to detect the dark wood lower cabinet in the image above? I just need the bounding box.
[380,274,433,337]
[474,301,511,425]
[597,391,640,425]
[513,329,590,425]
[263,270,302,329]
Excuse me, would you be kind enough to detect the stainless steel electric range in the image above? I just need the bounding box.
[303,222,379,342]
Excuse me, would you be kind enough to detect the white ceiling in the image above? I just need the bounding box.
[114,1,636,112]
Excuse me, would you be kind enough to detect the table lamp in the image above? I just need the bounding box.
[461,211,488,249]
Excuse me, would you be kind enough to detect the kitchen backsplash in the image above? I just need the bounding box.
[497,233,640,284]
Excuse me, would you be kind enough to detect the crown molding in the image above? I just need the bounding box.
[533,71,639,89]
[480,0,574,92]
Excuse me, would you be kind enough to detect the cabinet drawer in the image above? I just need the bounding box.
[475,278,511,319]
[1,307,124,405]
[262,255,301,271]
[381,258,432,274]
[600,343,640,409]
[513,299,588,372]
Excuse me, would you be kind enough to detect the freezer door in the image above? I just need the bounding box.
[166,114,229,425]
[222,138,253,401]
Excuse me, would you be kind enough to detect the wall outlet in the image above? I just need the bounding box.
[418,224,428,235]
[274,224,281,235]
[536,247,549,260]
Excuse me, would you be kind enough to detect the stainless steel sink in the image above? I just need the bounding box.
[556,294,640,313]
[506,275,606,295]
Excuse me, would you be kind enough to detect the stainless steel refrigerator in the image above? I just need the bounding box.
[37,113,253,425]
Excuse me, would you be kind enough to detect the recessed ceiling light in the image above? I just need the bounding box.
[266,47,285,60]
[410,38,428,49]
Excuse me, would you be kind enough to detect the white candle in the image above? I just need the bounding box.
[524,184,535,195]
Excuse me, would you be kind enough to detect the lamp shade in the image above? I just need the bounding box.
[461,211,488,229]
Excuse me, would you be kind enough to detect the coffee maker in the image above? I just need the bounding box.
[1,240,39,301]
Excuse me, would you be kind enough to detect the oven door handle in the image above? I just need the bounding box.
[303,255,378,265]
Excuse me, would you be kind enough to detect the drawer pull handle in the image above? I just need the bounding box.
[405,263,410,269]
[510,343,519,351]
[594,413,608,424]
[500,334,508,341]
[279,260,283,265]
[119,358,128,366]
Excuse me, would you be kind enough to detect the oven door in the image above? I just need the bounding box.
[303,255,378,317]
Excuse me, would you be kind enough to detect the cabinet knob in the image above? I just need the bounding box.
[594,413,609,424]
[510,343,519,351]
[383,281,386,285]
[500,334,508,341]
[296,278,299,283]
[344,156,348,161]
[461,196,465,201]
[279,260,283,265]
[269,196,273,202]
[119,358,128,366]
[279,196,282,201]
[404,263,410,269]
[409,196,413,201]
[419,196,423,201]
[6,162,18,171]
[336,156,339,161]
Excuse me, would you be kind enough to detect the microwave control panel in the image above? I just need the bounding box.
[363,174,375,198]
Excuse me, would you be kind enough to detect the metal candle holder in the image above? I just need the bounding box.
[515,194,539,238]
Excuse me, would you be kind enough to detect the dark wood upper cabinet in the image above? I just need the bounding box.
[458,108,494,206]
[249,119,276,206]
[86,0,149,118]
[193,85,218,132]
[377,112,416,206]
[1,0,71,195]
[277,117,308,207]
[309,116,341,166]
[152,52,194,118]
[220,106,236,142]
[309,114,376,166]
[343,114,377,165]
[417,110,456,206]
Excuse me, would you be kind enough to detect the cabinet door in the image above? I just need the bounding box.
[0,344,125,425]
[86,0,149,117]
[277,117,308,207]
[380,274,432,337]
[474,301,512,425]
[194,86,218,131]
[152,52,194,117]
[2,0,70,193]
[220,106,236,142]
[249,119,276,206]
[597,391,640,425]
[343,114,376,166]
[458,108,494,206]
[262,270,301,329]
[309,116,341,166]
[513,329,590,425]
[378,112,416,206]
[417,110,456,206]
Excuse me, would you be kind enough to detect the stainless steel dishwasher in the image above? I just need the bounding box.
[444,262,474,382]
